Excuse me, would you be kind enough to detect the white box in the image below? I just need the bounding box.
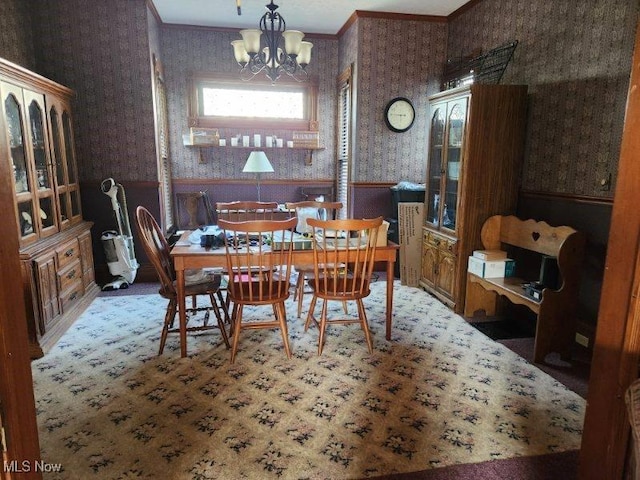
[271,231,312,250]
[472,249,507,261]
[398,202,424,287]
[467,256,515,278]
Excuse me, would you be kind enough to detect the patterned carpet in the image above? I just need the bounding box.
[31,281,585,479]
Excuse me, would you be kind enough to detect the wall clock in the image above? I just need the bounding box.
[384,97,415,133]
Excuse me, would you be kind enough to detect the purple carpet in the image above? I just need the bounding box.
[370,449,578,480]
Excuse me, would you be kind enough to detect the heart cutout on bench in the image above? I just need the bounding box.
[532,231,540,241]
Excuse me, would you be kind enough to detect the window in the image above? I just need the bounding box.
[201,88,304,119]
[189,72,318,130]
[336,66,353,219]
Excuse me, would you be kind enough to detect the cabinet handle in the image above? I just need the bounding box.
[65,248,75,257]
[69,292,78,301]
[66,269,76,279]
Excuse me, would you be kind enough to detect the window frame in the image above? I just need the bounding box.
[336,65,353,219]
[188,72,318,130]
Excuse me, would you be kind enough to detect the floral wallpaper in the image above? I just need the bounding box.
[448,0,639,198]
[338,17,358,75]
[354,17,447,184]
[3,0,636,198]
[160,26,339,182]
[30,0,158,183]
[0,0,35,69]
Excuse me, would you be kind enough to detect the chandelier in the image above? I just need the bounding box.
[231,0,312,83]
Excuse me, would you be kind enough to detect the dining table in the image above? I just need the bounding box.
[170,230,401,357]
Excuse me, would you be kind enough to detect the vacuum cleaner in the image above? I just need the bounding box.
[100,178,139,290]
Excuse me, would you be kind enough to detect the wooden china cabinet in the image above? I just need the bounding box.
[420,84,528,313]
[0,57,99,359]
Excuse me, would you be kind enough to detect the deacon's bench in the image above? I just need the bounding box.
[464,215,585,363]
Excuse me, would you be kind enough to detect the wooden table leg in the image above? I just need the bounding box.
[386,258,394,340]
[176,268,187,357]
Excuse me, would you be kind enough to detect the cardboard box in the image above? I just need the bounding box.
[472,249,507,261]
[398,202,424,286]
[371,220,389,247]
[467,256,515,278]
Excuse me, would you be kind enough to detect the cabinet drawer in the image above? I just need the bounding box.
[444,238,457,255]
[427,232,443,247]
[428,232,447,248]
[56,239,80,269]
[60,281,84,312]
[57,259,82,293]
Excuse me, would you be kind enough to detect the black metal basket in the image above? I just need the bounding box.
[442,40,518,90]
[470,41,519,84]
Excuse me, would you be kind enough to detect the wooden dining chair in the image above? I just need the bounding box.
[215,201,283,308]
[218,217,298,363]
[215,201,280,222]
[285,200,344,318]
[135,206,230,354]
[304,216,384,355]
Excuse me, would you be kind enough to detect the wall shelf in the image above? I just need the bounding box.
[182,137,324,166]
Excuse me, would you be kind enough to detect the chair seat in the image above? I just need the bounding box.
[158,277,222,300]
[293,262,348,318]
[309,277,370,300]
[229,280,290,304]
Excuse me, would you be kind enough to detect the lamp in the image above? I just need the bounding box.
[231,0,312,83]
[243,151,274,201]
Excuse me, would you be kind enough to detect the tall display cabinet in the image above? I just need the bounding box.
[0,57,99,358]
[420,84,528,313]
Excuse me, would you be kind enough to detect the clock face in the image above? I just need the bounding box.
[384,97,415,133]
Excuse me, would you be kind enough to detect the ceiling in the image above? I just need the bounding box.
[152,0,471,35]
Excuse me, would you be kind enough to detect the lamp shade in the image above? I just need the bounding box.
[243,151,274,173]
[282,30,304,55]
[231,40,250,65]
[239,29,262,55]
[298,41,313,66]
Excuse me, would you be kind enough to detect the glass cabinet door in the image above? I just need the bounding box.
[49,106,69,225]
[441,98,468,233]
[426,106,445,227]
[62,111,81,219]
[2,81,64,243]
[48,98,82,227]
[25,91,57,237]
[5,91,29,194]
[3,83,37,242]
